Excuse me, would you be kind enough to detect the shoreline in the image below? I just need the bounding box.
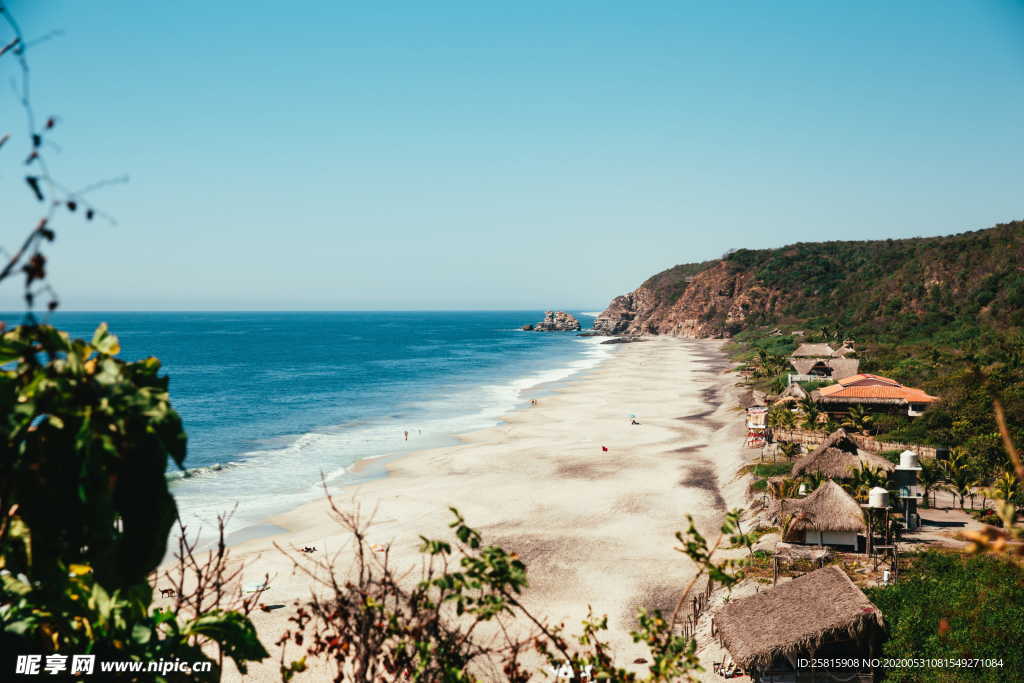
[181,336,749,681]
[170,332,619,547]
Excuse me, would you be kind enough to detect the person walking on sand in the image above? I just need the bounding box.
[403,430,408,441]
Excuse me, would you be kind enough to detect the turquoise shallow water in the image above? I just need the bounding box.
[7,311,611,536]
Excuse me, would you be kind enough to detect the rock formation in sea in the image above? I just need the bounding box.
[531,311,581,331]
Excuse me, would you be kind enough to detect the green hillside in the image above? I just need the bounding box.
[688,221,1023,477]
[722,221,1024,342]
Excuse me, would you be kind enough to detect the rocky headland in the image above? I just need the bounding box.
[592,221,1024,339]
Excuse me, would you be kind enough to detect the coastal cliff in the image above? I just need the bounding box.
[594,221,1024,339]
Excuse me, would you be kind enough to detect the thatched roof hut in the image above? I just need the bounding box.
[790,428,894,479]
[792,343,836,358]
[789,357,860,379]
[808,427,854,456]
[713,565,883,672]
[791,447,895,479]
[779,481,866,542]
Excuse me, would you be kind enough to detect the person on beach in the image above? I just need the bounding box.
[403,430,408,441]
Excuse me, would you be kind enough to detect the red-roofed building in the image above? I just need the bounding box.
[813,374,939,417]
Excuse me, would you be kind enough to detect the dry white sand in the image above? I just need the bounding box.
[194,337,750,681]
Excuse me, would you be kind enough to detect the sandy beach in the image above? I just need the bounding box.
[197,337,749,680]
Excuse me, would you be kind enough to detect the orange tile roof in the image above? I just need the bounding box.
[818,384,939,403]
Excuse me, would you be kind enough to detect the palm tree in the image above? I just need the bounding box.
[798,397,822,431]
[767,403,797,430]
[918,458,944,508]
[754,349,788,379]
[779,441,801,461]
[845,465,887,502]
[766,477,799,502]
[942,453,978,509]
[843,405,874,434]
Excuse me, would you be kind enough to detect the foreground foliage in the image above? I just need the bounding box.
[865,552,1024,682]
[277,499,752,682]
[0,324,267,679]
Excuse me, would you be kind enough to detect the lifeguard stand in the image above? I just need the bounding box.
[745,406,768,448]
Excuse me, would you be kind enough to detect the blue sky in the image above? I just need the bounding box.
[2,1,1023,310]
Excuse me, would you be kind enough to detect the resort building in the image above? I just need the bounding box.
[778,480,867,550]
[811,374,939,417]
[787,343,860,385]
[713,565,884,682]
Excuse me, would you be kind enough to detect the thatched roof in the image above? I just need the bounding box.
[807,428,853,458]
[789,358,827,375]
[827,358,860,380]
[791,447,895,479]
[788,357,860,378]
[779,481,866,540]
[792,343,836,358]
[714,565,883,670]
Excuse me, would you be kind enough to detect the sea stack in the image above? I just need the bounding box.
[531,311,581,331]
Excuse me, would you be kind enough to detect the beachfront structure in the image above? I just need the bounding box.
[812,374,939,417]
[713,565,883,682]
[787,343,860,386]
[790,429,895,481]
[893,450,923,531]
[779,480,867,550]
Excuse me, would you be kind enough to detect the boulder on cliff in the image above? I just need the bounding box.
[531,311,581,331]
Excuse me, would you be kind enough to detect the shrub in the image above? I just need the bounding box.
[865,552,1024,681]
[0,324,268,676]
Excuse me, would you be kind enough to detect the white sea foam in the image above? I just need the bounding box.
[170,335,618,546]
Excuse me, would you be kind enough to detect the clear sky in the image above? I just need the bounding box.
[2,1,1023,310]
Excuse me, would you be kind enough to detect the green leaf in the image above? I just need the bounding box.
[91,323,122,356]
[131,622,153,645]
[183,611,269,673]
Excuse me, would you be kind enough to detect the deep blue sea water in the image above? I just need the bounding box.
[5,311,612,538]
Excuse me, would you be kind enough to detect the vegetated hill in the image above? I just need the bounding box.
[595,221,1024,460]
[595,221,1024,343]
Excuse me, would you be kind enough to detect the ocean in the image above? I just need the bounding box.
[13,311,612,540]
